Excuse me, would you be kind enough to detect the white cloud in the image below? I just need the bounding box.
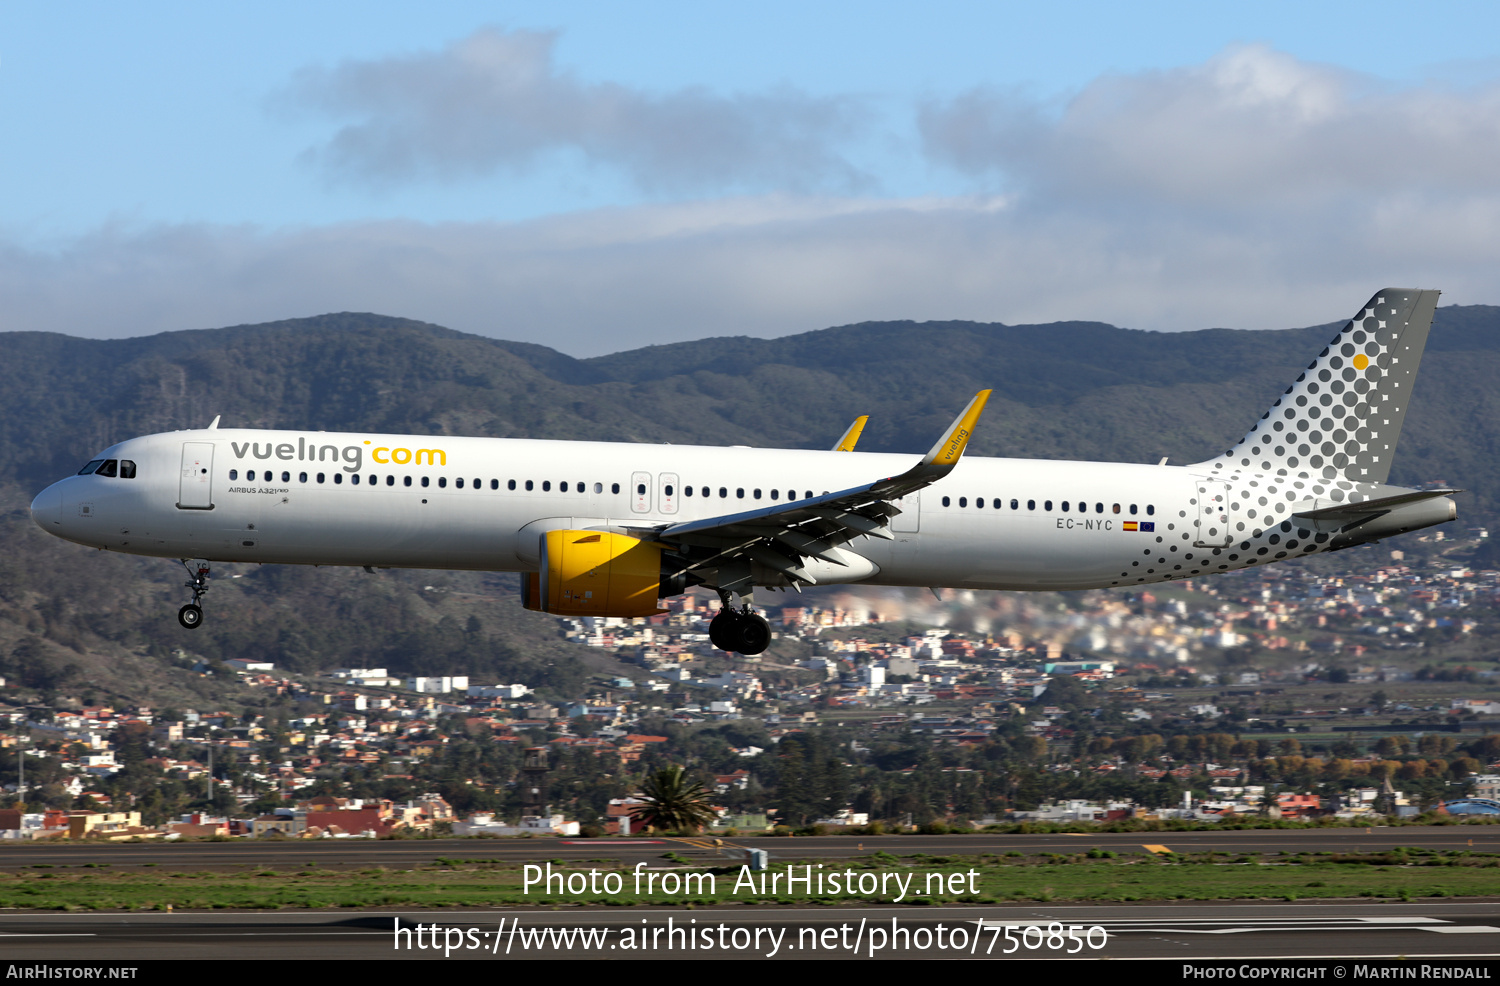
[7,46,1500,356]
[285,27,871,194]
[920,44,1500,209]
[4,189,1496,358]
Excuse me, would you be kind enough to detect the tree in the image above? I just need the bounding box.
[630,766,717,833]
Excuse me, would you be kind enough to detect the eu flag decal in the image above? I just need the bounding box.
[1140,522,1155,532]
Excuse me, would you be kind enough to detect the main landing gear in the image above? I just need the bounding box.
[709,604,772,655]
[178,560,210,630]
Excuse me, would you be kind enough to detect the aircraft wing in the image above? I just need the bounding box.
[627,391,990,586]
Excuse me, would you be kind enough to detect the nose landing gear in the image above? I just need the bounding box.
[178,560,210,629]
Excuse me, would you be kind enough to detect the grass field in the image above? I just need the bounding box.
[2,847,1498,911]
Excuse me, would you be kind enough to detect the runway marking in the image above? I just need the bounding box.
[1142,844,1173,854]
[975,916,1500,936]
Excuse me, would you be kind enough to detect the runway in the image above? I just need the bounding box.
[0,826,1493,870]
[1,901,1497,960]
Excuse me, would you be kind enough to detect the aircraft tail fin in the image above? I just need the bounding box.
[1199,288,1439,487]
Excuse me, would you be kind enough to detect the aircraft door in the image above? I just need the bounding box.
[891,492,920,533]
[630,471,652,513]
[178,442,215,510]
[1194,479,1232,547]
[658,472,679,514]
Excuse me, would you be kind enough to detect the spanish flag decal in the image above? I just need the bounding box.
[1123,521,1138,531]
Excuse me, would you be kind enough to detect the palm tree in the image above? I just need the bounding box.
[630,766,718,833]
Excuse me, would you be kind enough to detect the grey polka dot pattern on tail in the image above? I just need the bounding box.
[1201,289,1437,489]
[1178,289,1440,583]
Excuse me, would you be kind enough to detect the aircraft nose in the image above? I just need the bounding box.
[30,483,61,532]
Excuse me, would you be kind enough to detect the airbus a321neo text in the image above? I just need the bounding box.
[31,289,1458,655]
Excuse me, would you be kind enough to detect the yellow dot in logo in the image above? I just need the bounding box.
[1353,354,1369,370]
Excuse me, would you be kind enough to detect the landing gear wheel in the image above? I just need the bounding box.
[709,608,771,655]
[709,610,740,651]
[736,612,772,655]
[176,560,211,628]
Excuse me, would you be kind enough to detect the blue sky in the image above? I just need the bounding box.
[5,2,1500,353]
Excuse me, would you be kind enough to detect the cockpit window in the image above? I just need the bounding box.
[94,460,118,478]
[77,460,104,476]
[119,460,137,479]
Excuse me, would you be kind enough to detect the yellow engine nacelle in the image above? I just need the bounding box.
[526,530,666,617]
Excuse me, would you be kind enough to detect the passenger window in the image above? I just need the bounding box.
[403,476,411,487]
[476,478,482,490]
[719,488,728,498]
[1096,502,1104,513]
[752,489,761,499]
[507,480,515,490]
[317,473,326,483]
[422,477,430,488]
[352,474,361,485]
[456,478,465,489]
[247,470,256,481]
[119,460,137,479]
[524,480,533,491]
[959,497,967,507]
[1061,501,1069,512]
[1147,504,1155,516]
[593,482,602,493]
[942,496,950,507]
[788,490,796,500]
[282,471,290,483]
[77,460,104,476]
[611,483,620,494]
[387,476,395,486]
[1010,499,1018,509]
[770,489,778,500]
[665,485,675,497]
[1027,500,1036,510]
[975,497,983,508]
[229,469,239,481]
[541,480,550,492]
[1045,500,1053,511]
[1112,503,1121,514]
[299,472,308,483]
[1130,504,1138,515]
[805,491,814,500]
[335,474,344,485]
[95,460,118,477]
[703,487,710,497]
[558,481,566,492]
[439,477,448,488]
[736,488,745,499]
[993,498,1001,509]
[685,486,694,497]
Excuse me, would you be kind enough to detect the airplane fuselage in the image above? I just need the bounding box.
[28,426,1441,592]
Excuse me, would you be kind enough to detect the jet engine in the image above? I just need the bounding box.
[520,530,669,617]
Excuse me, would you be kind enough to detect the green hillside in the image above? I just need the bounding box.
[0,306,1490,706]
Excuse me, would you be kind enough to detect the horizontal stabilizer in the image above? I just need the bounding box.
[1293,488,1461,525]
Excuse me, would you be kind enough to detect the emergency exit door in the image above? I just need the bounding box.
[178,442,215,510]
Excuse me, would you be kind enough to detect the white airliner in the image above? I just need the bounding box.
[30,288,1458,654]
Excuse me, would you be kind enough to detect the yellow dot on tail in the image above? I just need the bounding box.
[1353,354,1369,370]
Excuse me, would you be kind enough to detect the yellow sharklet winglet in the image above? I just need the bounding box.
[832,415,869,452]
[921,390,991,468]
